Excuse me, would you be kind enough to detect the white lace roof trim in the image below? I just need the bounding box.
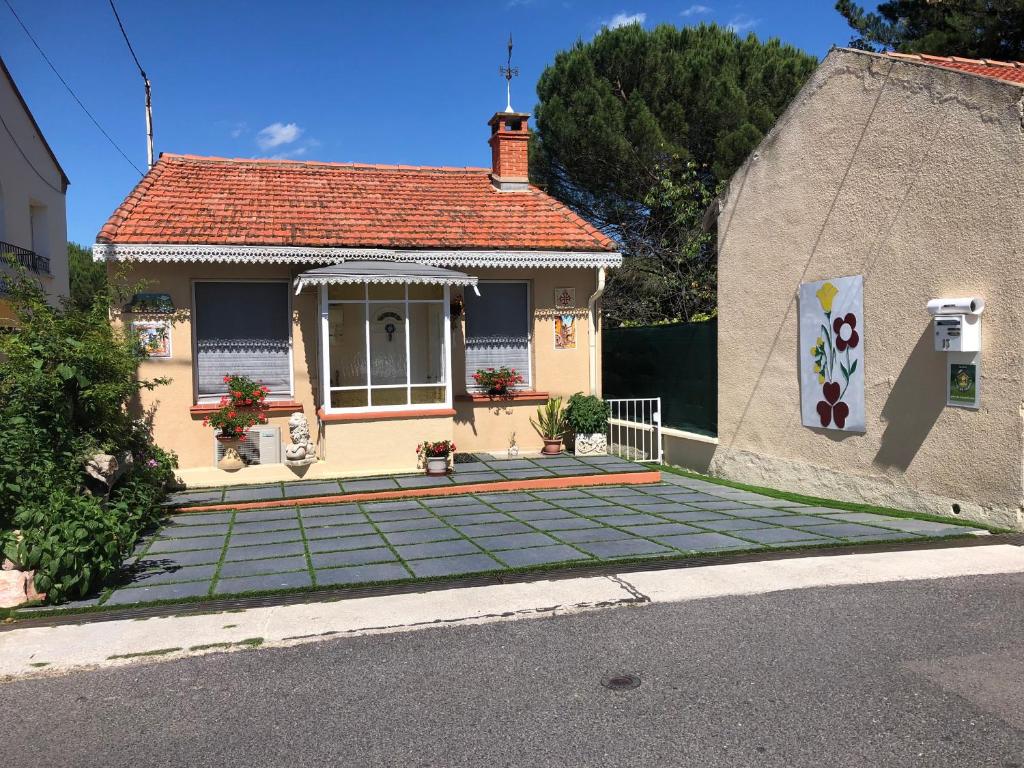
[91,243,623,269]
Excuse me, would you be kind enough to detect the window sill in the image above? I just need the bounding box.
[190,400,303,417]
[455,390,550,403]
[317,407,456,423]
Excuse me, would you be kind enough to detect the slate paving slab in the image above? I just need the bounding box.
[867,519,971,536]
[341,478,399,492]
[492,500,555,512]
[375,517,446,533]
[443,512,512,526]
[230,518,302,534]
[215,570,312,595]
[556,527,635,544]
[533,490,591,500]
[104,580,211,605]
[790,522,891,538]
[228,529,305,547]
[730,527,835,545]
[222,485,285,503]
[577,539,672,558]
[496,544,590,567]
[623,522,704,537]
[395,539,482,560]
[474,532,560,551]
[482,459,535,470]
[451,461,489,473]
[456,521,533,537]
[822,512,907,525]
[406,553,502,577]
[516,509,578,522]
[218,555,309,579]
[303,523,377,540]
[383,527,462,546]
[123,563,219,587]
[591,513,664,527]
[134,549,223,568]
[698,518,780,532]
[530,517,602,531]
[232,507,299,522]
[311,548,396,569]
[166,511,233,527]
[452,471,508,483]
[396,475,454,488]
[420,496,483,508]
[167,491,223,506]
[224,541,306,561]
[283,481,343,498]
[307,533,386,553]
[502,469,554,479]
[316,562,410,586]
[146,535,226,554]
[654,532,757,552]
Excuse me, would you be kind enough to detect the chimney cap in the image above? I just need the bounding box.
[488,111,531,126]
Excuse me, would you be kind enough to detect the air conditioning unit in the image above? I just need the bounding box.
[213,426,281,466]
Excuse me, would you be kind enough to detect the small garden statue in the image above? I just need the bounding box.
[284,411,316,466]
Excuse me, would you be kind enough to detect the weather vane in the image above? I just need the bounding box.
[499,34,519,113]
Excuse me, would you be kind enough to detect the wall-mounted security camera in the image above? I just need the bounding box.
[927,297,984,352]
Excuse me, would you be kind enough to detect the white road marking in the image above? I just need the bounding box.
[2,544,1022,680]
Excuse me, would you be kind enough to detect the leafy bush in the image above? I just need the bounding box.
[0,265,175,603]
[564,393,609,435]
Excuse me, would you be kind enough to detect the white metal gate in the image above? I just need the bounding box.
[606,397,662,463]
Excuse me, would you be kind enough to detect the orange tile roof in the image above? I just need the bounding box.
[884,52,1024,85]
[97,153,615,252]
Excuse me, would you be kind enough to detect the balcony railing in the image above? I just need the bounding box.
[0,241,50,275]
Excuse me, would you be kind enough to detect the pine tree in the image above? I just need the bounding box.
[532,23,817,324]
[836,0,1024,59]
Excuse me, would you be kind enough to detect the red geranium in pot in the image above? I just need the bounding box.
[417,440,456,476]
[202,374,270,471]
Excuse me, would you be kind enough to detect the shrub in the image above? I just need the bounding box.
[564,393,609,435]
[0,266,175,603]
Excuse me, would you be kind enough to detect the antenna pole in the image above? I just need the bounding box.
[144,76,153,169]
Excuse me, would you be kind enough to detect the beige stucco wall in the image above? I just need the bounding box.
[453,267,599,454]
[0,65,68,303]
[708,49,1024,529]
[116,262,602,476]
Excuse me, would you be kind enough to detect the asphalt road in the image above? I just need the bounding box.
[2,572,1024,767]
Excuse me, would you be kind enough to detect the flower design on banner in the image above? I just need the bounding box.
[833,313,859,352]
[810,281,859,429]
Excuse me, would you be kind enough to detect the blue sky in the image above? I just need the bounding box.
[1,1,863,245]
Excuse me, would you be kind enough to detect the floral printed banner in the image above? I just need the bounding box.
[799,275,864,432]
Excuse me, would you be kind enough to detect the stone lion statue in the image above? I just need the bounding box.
[284,412,315,464]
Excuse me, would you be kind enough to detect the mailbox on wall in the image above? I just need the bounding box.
[928,297,984,409]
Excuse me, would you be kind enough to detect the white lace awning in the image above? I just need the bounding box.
[293,260,479,295]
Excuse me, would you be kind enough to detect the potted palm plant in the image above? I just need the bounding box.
[564,393,609,456]
[417,440,456,476]
[530,396,566,455]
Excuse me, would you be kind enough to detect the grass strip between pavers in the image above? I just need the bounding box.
[654,463,1012,534]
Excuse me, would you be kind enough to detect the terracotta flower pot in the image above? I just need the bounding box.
[541,438,562,456]
[217,435,245,472]
[425,456,449,476]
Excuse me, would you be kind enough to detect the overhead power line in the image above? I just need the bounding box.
[2,0,144,176]
[108,0,154,168]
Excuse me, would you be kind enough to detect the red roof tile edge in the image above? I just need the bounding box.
[883,51,1024,85]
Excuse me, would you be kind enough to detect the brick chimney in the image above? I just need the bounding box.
[488,111,530,191]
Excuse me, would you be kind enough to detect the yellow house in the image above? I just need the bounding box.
[93,110,621,485]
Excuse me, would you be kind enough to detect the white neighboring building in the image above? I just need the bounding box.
[0,53,69,321]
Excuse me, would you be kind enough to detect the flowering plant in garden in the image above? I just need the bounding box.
[202,374,269,439]
[416,440,456,459]
[472,366,524,395]
[811,282,859,429]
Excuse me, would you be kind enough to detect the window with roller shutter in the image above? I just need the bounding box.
[193,281,291,401]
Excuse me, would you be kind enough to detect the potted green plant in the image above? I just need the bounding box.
[564,393,609,456]
[202,374,270,471]
[417,439,456,476]
[472,366,524,396]
[530,396,566,455]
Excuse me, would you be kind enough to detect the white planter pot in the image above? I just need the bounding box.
[426,456,449,476]
[573,432,607,456]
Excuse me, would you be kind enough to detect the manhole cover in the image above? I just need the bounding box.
[601,673,641,691]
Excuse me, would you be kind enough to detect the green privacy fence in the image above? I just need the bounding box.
[602,320,717,435]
